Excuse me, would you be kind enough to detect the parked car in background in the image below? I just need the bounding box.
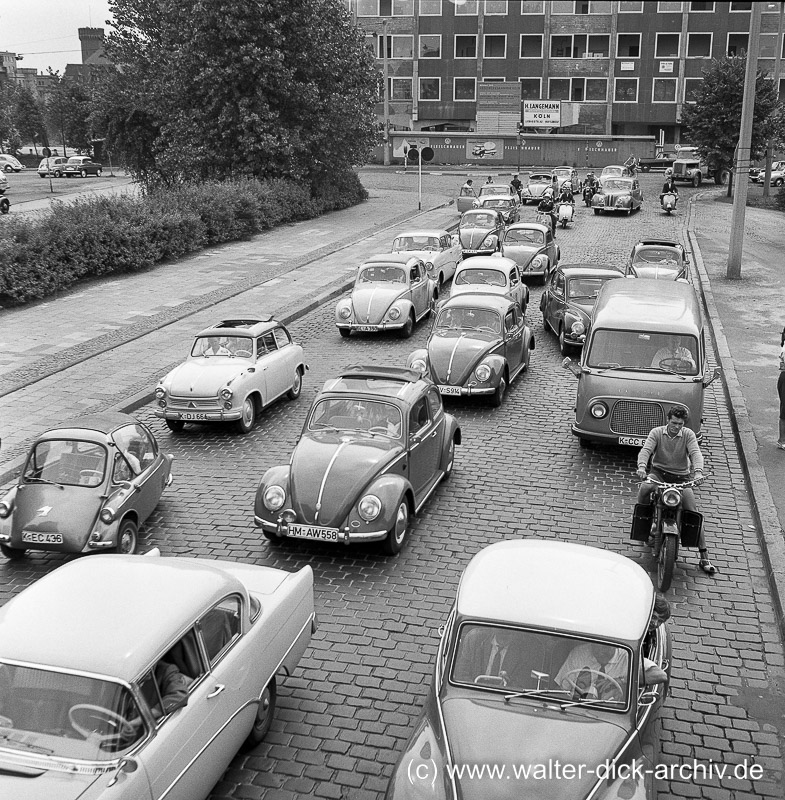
[451,256,529,313]
[37,156,68,177]
[0,552,315,800]
[521,171,557,203]
[473,193,520,225]
[0,412,173,558]
[477,184,511,199]
[457,208,506,258]
[408,293,534,407]
[600,164,634,179]
[390,229,461,287]
[591,176,643,215]
[625,239,691,281]
[61,155,103,178]
[499,221,559,284]
[0,173,7,196]
[336,254,438,338]
[254,365,460,554]
[0,154,24,173]
[552,165,579,192]
[155,316,305,434]
[638,151,678,172]
[751,160,785,186]
[385,539,672,800]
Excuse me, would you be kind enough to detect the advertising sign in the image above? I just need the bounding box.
[523,101,561,127]
[467,139,504,160]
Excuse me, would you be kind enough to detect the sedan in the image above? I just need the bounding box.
[499,222,559,284]
[591,177,643,215]
[472,194,520,225]
[391,229,461,287]
[552,165,579,192]
[625,239,691,281]
[521,172,557,204]
[451,256,529,314]
[385,540,671,800]
[540,264,624,355]
[0,412,173,558]
[37,156,68,177]
[408,293,534,407]
[254,365,461,554]
[457,209,506,258]
[600,164,634,178]
[0,552,315,800]
[60,155,103,178]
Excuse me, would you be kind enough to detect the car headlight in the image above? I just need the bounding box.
[483,235,498,248]
[100,508,115,524]
[155,387,166,399]
[472,200,480,207]
[663,488,681,507]
[0,501,11,519]
[263,485,286,512]
[425,261,434,271]
[590,402,608,419]
[475,364,492,382]
[339,306,351,319]
[531,254,547,270]
[570,320,586,336]
[220,388,232,401]
[616,197,630,207]
[388,307,402,321]
[358,494,382,522]
[410,358,427,374]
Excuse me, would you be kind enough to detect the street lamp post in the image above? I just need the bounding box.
[763,2,784,197]
[382,19,390,167]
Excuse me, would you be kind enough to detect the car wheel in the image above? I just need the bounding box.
[339,328,351,338]
[166,419,185,433]
[3,165,11,173]
[443,436,457,480]
[287,367,303,400]
[438,272,444,288]
[382,500,410,555]
[692,174,701,188]
[558,326,572,356]
[96,169,103,177]
[0,198,8,215]
[235,397,257,434]
[80,169,87,178]
[491,375,507,408]
[54,170,62,178]
[0,544,26,560]
[641,164,650,173]
[399,312,415,339]
[244,678,277,749]
[593,209,601,215]
[115,519,138,555]
[775,178,784,187]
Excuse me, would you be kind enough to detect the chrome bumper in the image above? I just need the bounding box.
[254,515,387,544]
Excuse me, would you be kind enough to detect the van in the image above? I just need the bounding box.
[562,279,720,448]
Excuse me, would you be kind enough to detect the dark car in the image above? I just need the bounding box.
[591,176,643,215]
[625,239,691,281]
[408,293,534,407]
[540,264,624,355]
[457,208,506,258]
[60,156,103,178]
[254,365,460,555]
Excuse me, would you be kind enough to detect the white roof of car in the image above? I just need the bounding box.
[394,229,450,238]
[456,255,517,271]
[456,540,653,641]
[505,222,550,234]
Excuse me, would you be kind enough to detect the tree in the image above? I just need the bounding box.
[96,0,379,189]
[681,55,782,186]
[45,72,94,154]
[11,85,47,153]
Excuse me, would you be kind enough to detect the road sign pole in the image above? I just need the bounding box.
[418,152,423,211]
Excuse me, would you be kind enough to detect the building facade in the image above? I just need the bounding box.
[346,0,784,144]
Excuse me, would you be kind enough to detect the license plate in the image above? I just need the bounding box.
[179,412,209,420]
[619,436,645,447]
[287,524,340,542]
[438,385,462,396]
[22,531,63,544]
[356,326,377,332]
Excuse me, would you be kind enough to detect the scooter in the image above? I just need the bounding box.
[630,476,703,592]
[557,202,574,228]
[661,192,677,215]
[581,185,595,206]
[535,210,556,236]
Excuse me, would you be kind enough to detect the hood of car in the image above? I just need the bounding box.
[442,696,628,800]
[163,360,247,396]
[0,758,103,800]
[459,227,498,250]
[350,284,406,323]
[10,483,102,541]
[594,189,633,205]
[500,243,541,266]
[564,300,594,321]
[290,434,404,527]
[427,330,502,385]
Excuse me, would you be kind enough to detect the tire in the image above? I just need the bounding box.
[382,500,410,555]
[715,169,730,186]
[287,368,303,400]
[438,272,444,288]
[399,312,415,339]
[166,419,185,433]
[80,169,87,178]
[775,178,784,188]
[339,328,351,338]
[442,436,457,480]
[115,519,138,555]
[491,375,507,407]
[0,543,26,560]
[96,169,103,177]
[593,209,600,215]
[244,679,277,749]
[641,164,650,173]
[3,165,12,173]
[235,396,257,434]
[657,535,678,593]
[558,326,572,356]
[0,198,8,215]
[54,170,62,178]
[579,438,592,449]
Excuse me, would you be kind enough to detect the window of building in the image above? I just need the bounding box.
[391,78,413,100]
[520,35,543,58]
[657,1,682,10]
[551,34,609,58]
[454,77,476,101]
[655,33,680,57]
[687,33,712,57]
[484,35,506,59]
[482,77,505,82]
[763,2,781,12]
[455,0,479,14]
[617,33,641,57]
[419,0,442,14]
[420,35,441,58]
[619,1,644,10]
[485,0,507,13]
[730,1,752,9]
[521,1,544,11]
[392,0,414,13]
[419,77,441,100]
[690,1,714,10]
[549,77,607,101]
[779,77,785,97]
[377,36,414,59]
[759,34,780,59]
[519,77,541,100]
[357,0,379,15]
[455,35,477,59]
[653,78,677,102]
[727,33,748,56]
[550,0,574,11]
[614,78,638,102]
[684,78,703,102]
[553,0,612,11]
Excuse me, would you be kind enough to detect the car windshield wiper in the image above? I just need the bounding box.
[557,696,626,711]
[311,423,342,433]
[504,689,571,703]
[592,363,645,374]
[0,733,54,755]
[23,476,62,486]
[651,366,687,380]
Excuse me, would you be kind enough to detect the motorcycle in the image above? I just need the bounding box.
[630,476,703,592]
[535,210,556,235]
[661,192,677,215]
[581,185,595,206]
[557,202,574,228]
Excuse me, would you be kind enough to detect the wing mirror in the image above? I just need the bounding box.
[703,367,721,388]
[638,690,658,707]
[562,357,581,377]
[107,757,139,787]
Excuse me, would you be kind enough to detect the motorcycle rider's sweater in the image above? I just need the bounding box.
[637,425,704,477]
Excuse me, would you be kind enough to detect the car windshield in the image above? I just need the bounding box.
[505,229,543,245]
[191,336,253,358]
[602,179,632,191]
[482,199,513,209]
[587,330,700,375]
[308,398,403,438]
[461,213,497,228]
[529,174,552,183]
[602,167,624,176]
[392,236,439,252]
[479,186,507,196]
[436,307,502,334]
[634,248,680,265]
[23,439,107,487]
[0,662,146,762]
[450,624,631,711]
[358,265,407,283]
[454,268,506,288]
[567,276,618,300]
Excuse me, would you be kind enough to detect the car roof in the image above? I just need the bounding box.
[39,411,139,439]
[456,540,653,641]
[196,316,277,337]
[361,253,421,266]
[478,194,516,202]
[592,278,702,333]
[0,555,249,680]
[557,264,623,278]
[456,256,516,271]
[529,172,554,179]
[394,229,449,238]
[635,239,683,249]
[441,292,514,312]
[320,365,427,403]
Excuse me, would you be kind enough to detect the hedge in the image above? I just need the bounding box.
[0,170,367,306]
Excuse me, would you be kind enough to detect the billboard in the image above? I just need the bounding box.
[523,101,562,127]
[466,139,504,160]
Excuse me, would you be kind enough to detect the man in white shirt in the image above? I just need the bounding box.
[556,642,628,702]
[650,335,696,372]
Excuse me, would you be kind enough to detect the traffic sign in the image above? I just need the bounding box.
[421,147,434,162]
[407,148,420,163]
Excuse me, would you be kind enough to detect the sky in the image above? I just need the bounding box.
[1,0,113,75]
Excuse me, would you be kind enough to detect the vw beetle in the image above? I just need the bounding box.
[625,239,691,282]
[391,229,462,287]
[499,221,559,284]
[451,256,529,314]
[457,209,506,258]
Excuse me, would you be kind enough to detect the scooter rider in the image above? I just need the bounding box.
[584,171,598,190]
[558,184,574,205]
[537,188,557,237]
[635,406,716,575]
[660,174,679,203]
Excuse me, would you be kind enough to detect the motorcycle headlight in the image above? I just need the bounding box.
[475,364,492,382]
[0,501,11,519]
[100,508,115,524]
[220,388,232,401]
[590,402,608,419]
[663,488,681,507]
[339,306,351,320]
[263,485,286,512]
[388,307,402,320]
[570,320,585,336]
[410,358,427,374]
[358,494,382,522]
[154,387,166,400]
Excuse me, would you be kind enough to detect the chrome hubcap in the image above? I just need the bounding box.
[242,399,253,426]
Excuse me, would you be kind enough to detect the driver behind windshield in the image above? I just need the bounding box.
[555,642,628,702]
[650,335,696,371]
[438,308,501,334]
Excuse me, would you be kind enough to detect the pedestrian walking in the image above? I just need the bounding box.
[778,326,785,449]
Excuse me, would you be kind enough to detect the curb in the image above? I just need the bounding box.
[687,192,785,639]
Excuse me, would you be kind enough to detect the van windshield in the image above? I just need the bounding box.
[587,330,699,376]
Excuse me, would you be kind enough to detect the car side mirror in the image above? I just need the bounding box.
[562,357,581,377]
[638,690,658,707]
[106,757,139,787]
[703,367,721,388]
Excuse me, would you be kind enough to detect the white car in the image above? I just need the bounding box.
[751,160,785,186]
[37,156,68,177]
[154,316,306,434]
[0,173,7,196]
[0,154,24,173]
[451,255,529,314]
[390,229,461,287]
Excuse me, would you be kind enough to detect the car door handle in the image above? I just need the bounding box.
[429,429,439,438]
[207,684,226,698]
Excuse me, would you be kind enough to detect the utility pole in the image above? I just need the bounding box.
[763,2,784,197]
[727,2,762,279]
[382,18,390,167]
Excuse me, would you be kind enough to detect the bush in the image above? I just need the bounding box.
[0,169,367,306]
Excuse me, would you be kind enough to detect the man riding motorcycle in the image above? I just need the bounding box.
[660,175,679,204]
[536,188,557,236]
